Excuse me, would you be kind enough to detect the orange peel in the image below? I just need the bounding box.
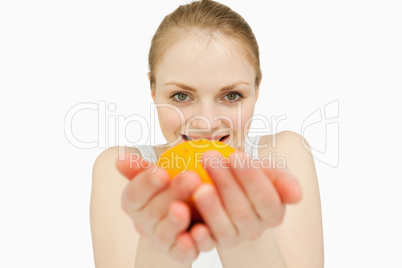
[157,138,236,224]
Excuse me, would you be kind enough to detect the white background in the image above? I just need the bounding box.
[1,0,401,267]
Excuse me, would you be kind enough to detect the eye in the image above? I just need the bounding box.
[169,91,244,103]
[170,92,191,103]
[223,92,244,102]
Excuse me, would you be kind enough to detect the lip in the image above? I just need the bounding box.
[189,135,225,140]
[181,134,230,142]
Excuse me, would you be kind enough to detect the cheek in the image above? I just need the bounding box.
[239,103,255,135]
[157,106,184,132]
[219,103,255,137]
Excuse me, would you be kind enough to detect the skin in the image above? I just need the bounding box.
[118,150,302,263]
[90,31,323,266]
[150,33,258,151]
[118,32,303,264]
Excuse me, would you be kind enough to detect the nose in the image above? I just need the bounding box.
[190,115,222,130]
[189,105,223,131]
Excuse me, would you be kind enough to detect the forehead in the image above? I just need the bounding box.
[154,32,256,88]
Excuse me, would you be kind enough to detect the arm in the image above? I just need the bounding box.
[270,131,324,267]
[216,131,324,267]
[90,146,192,268]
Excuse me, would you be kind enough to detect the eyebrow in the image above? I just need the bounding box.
[164,81,250,93]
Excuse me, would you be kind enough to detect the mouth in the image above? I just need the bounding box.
[181,134,230,143]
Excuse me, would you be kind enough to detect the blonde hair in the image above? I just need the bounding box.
[148,0,262,88]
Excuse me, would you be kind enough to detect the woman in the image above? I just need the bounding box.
[90,0,324,267]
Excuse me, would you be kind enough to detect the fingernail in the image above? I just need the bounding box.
[150,175,161,187]
[202,194,215,207]
[177,236,188,251]
[169,210,179,223]
[194,228,205,241]
[179,171,200,192]
[151,169,167,187]
[198,185,215,207]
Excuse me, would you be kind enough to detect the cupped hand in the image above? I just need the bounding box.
[116,151,204,263]
[190,150,302,248]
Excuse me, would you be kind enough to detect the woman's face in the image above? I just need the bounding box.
[151,33,259,151]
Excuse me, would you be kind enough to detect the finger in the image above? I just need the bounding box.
[116,151,152,180]
[202,150,261,240]
[193,184,238,247]
[189,223,215,252]
[154,201,191,253]
[135,171,202,238]
[261,168,303,204]
[229,151,284,226]
[122,166,170,212]
[145,170,201,223]
[170,233,199,263]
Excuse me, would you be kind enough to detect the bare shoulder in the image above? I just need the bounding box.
[259,131,325,267]
[93,146,140,170]
[90,146,142,267]
[259,130,311,154]
[258,131,314,169]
